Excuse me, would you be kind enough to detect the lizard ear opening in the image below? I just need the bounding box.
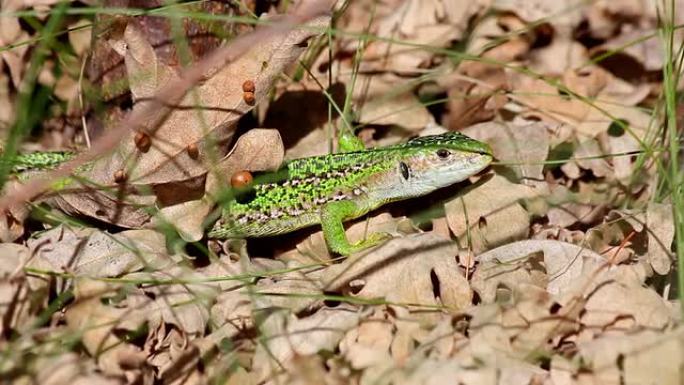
[234,186,257,204]
[399,161,410,180]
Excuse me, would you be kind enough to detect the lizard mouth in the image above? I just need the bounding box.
[474,164,492,176]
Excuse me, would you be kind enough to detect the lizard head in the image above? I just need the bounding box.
[393,131,492,195]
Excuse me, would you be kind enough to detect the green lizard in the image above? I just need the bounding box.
[5,131,492,255]
[209,131,492,255]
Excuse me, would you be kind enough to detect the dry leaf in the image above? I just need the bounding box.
[68,19,92,57]
[52,16,328,228]
[565,138,612,178]
[125,266,218,334]
[27,226,171,278]
[445,174,543,253]
[492,0,582,34]
[575,328,684,385]
[444,62,508,129]
[252,305,362,382]
[473,239,607,300]
[65,278,147,376]
[339,308,393,369]
[160,128,284,241]
[358,92,435,131]
[323,232,472,313]
[646,202,674,275]
[0,243,33,335]
[581,271,673,332]
[360,0,488,73]
[463,120,550,184]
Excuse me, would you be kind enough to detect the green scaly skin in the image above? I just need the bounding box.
[7,151,75,175]
[5,132,492,255]
[209,132,492,255]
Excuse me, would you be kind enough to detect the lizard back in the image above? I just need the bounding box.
[210,148,401,238]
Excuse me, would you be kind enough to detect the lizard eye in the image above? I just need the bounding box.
[436,149,450,159]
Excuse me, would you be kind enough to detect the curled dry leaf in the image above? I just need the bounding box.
[0,180,30,242]
[123,23,177,101]
[492,0,582,35]
[601,126,643,185]
[467,13,532,62]
[591,29,666,78]
[208,257,321,342]
[339,308,393,370]
[464,292,575,372]
[572,78,651,139]
[33,352,122,385]
[0,75,14,127]
[528,35,588,76]
[545,182,611,229]
[561,138,612,179]
[67,19,92,58]
[0,13,29,87]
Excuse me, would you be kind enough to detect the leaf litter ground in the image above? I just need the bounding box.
[0,0,682,384]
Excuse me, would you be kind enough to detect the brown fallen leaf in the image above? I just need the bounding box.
[159,128,284,241]
[494,0,581,24]
[33,352,123,385]
[27,226,171,278]
[443,62,508,129]
[473,239,607,300]
[646,202,674,275]
[0,180,30,242]
[339,307,393,370]
[359,0,487,73]
[574,328,684,385]
[463,120,550,185]
[562,138,612,179]
[445,174,544,253]
[0,243,33,336]
[358,92,435,131]
[124,265,219,335]
[322,232,472,313]
[0,8,29,87]
[252,305,362,382]
[581,277,673,333]
[51,15,329,229]
[65,278,147,376]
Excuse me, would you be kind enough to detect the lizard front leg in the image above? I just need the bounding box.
[320,200,391,255]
